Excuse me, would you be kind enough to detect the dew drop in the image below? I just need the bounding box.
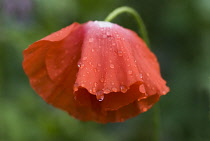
[89,38,94,42]
[83,57,87,60]
[89,89,93,93]
[91,48,95,52]
[104,89,111,94]
[73,83,79,91]
[120,85,128,93]
[117,51,123,56]
[139,84,146,93]
[78,62,84,68]
[128,70,133,74]
[162,90,167,94]
[92,87,96,93]
[100,77,104,82]
[94,68,98,72]
[139,74,143,79]
[94,82,98,87]
[110,64,114,68]
[142,107,147,112]
[112,87,118,92]
[146,73,150,76]
[97,63,102,67]
[96,91,104,101]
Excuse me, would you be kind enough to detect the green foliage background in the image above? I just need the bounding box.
[0,0,210,141]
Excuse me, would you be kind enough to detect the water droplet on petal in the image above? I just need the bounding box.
[128,70,133,74]
[89,89,93,93]
[83,57,87,60]
[91,49,95,52]
[92,87,96,93]
[94,82,98,87]
[117,51,123,56]
[162,90,167,94]
[73,83,79,91]
[97,63,101,67]
[89,38,94,42]
[96,91,104,101]
[146,73,150,76]
[112,87,118,92]
[100,77,104,82]
[78,61,85,68]
[110,64,114,68]
[139,74,143,79]
[120,85,128,93]
[104,88,111,94]
[142,107,147,112]
[139,84,146,93]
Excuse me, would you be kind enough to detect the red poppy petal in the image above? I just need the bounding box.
[75,82,145,110]
[45,24,84,82]
[74,21,144,95]
[73,85,160,123]
[23,41,55,99]
[113,24,169,96]
[74,21,168,96]
[108,94,160,123]
[101,82,146,111]
[22,23,84,109]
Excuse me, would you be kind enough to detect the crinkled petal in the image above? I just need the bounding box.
[45,24,84,82]
[75,82,146,111]
[73,84,160,123]
[22,22,89,116]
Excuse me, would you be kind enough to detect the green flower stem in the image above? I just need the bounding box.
[105,6,160,141]
[104,6,150,46]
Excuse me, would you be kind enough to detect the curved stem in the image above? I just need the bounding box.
[104,6,150,46]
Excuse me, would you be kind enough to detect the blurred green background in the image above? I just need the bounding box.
[0,0,210,141]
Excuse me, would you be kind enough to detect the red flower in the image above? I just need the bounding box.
[22,21,169,123]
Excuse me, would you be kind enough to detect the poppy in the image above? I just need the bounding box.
[22,21,169,123]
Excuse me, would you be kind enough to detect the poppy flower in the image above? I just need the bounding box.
[22,21,169,123]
